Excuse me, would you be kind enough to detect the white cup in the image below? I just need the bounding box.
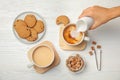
[62,24,90,46]
[27,44,55,68]
[76,17,94,32]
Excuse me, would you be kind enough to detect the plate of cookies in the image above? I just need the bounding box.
[13,11,46,44]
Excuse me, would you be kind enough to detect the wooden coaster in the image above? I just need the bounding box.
[59,24,87,51]
[28,41,60,74]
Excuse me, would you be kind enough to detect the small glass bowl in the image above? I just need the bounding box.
[66,53,86,74]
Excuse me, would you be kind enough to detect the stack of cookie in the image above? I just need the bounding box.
[14,14,44,42]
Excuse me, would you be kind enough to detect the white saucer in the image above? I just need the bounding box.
[13,11,46,44]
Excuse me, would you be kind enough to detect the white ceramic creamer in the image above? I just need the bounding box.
[70,17,94,38]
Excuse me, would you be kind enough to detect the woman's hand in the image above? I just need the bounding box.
[79,6,113,30]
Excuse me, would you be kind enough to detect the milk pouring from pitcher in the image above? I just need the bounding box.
[70,17,94,38]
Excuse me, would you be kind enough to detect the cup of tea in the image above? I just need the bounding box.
[28,44,55,68]
[62,24,90,46]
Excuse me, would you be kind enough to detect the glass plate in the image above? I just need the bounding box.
[13,11,46,44]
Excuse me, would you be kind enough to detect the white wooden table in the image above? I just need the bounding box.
[0,0,120,80]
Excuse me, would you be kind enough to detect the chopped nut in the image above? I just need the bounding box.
[97,45,101,49]
[91,46,95,50]
[67,64,71,67]
[89,51,93,56]
[92,41,97,45]
[76,54,80,57]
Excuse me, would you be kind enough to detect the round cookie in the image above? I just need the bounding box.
[34,20,44,33]
[56,15,70,25]
[24,14,37,28]
[14,19,30,39]
[26,29,38,42]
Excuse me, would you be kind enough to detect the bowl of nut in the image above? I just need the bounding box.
[66,54,86,73]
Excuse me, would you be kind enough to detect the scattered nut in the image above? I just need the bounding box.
[92,41,97,45]
[89,41,102,56]
[89,51,93,56]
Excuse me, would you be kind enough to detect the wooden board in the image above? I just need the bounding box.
[28,41,60,74]
[59,25,87,51]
